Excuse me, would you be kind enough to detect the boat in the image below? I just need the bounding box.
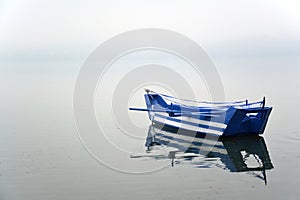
[129,89,272,136]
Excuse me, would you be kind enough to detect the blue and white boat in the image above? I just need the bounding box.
[129,89,272,136]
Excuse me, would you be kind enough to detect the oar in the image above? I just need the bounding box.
[129,107,224,116]
[129,108,169,112]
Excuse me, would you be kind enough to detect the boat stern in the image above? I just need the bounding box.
[223,107,273,136]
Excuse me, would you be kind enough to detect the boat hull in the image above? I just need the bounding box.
[144,93,272,136]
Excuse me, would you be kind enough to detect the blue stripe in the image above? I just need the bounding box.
[156,134,224,150]
[155,114,225,132]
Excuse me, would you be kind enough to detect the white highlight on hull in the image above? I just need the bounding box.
[180,115,227,129]
[153,114,223,136]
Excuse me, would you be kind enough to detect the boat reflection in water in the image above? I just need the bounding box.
[131,124,274,185]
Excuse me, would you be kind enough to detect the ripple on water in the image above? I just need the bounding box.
[286,130,300,142]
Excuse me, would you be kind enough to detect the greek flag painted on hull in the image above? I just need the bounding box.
[129,89,272,136]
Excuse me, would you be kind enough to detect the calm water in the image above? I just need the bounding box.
[0,58,300,200]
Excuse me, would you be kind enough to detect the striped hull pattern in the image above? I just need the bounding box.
[143,93,272,136]
[152,113,226,137]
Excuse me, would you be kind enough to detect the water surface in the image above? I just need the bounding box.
[0,58,299,200]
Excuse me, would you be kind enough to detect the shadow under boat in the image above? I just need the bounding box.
[141,124,274,185]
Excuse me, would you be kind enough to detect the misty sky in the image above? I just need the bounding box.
[0,0,300,61]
